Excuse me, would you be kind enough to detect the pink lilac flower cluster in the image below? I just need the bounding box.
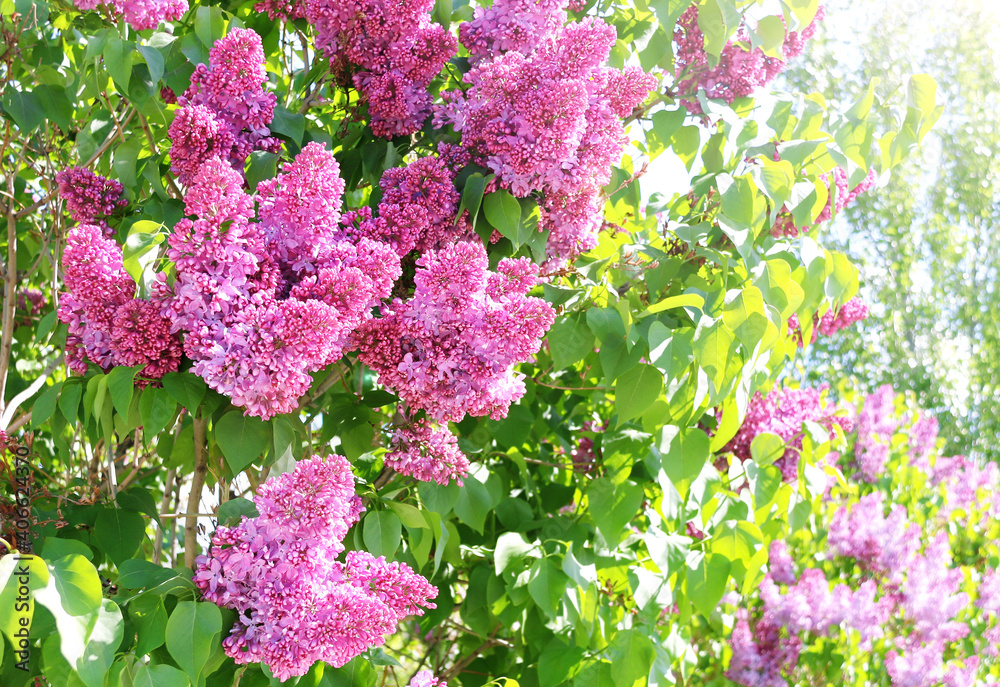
[722,385,850,481]
[827,492,921,580]
[339,155,467,257]
[437,1,655,261]
[409,671,447,687]
[168,29,281,184]
[194,455,437,681]
[729,386,1000,687]
[569,417,606,473]
[851,384,898,481]
[356,240,555,423]
[156,151,400,418]
[729,538,895,685]
[674,5,823,115]
[55,167,128,236]
[929,453,1000,523]
[771,166,878,238]
[788,296,869,346]
[57,224,181,382]
[385,418,471,485]
[72,0,186,30]
[262,0,455,137]
[15,288,46,328]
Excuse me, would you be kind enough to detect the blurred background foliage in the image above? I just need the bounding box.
[784,0,1000,461]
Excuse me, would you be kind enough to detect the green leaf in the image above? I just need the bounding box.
[750,432,785,466]
[648,0,694,38]
[483,189,522,245]
[0,555,49,645]
[527,557,568,617]
[693,319,734,391]
[59,379,83,426]
[757,15,786,52]
[31,381,62,428]
[686,552,730,619]
[40,537,93,561]
[49,599,124,687]
[639,293,704,317]
[418,480,460,516]
[104,38,135,94]
[137,44,165,83]
[454,472,499,533]
[116,559,177,590]
[165,601,223,687]
[696,0,727,58]
[539,638,585,687]
[117,487,161,524]
[34,554,101,618]
[608,630,654,687]
[1,89,44,132]
[753,258,804,320]
[457,172,489,229]
[216,410,271,474]
[123,221,167,287]
[659,426,710,494]
[270,105,305,144]
[548,314,595,370]
[711,521,763,567]
[587,478,643,544]
[217,497,259,526]
[645,529,690,576]
[139,387,177,442]
[161,372,206,413]
[107,366,138,418]
[245,151,280,190]
[95,509,145,566]
[195,5,227,48]
[363,511,402,560]
[34,85,73,132]
[494,532,536,575]
[615,363,664,425]
[722,286,769,348]
[130,663,188,687]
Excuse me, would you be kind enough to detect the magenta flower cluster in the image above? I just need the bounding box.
[55,167,128,236]
[341,155,466,257]
[57,223,182,383]
[356,240,555,423]
[259,0,456,137]
[155,150,400,419]
[385,418,471,486]
[408,671,447,687]
[728,387,1000,687]
[168,29,281,184]
[722,385,850,481]
[788,296,869,346]
[194,455,437,681]
[772,166,878,238]
[72,0,186,30]
[674,5,823,114]
[437,0,655,261]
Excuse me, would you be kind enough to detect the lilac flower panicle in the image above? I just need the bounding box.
[409,671,447,687]
[723,385,849,481]
[55,167,128,235]
[194,455,437,680]
[674,5,823,115]
[169,29,280,184]
[356,241,554,423]
[385,419,471,485]
[72,0,187,30]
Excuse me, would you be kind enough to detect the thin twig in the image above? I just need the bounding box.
[184,414,209,569]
